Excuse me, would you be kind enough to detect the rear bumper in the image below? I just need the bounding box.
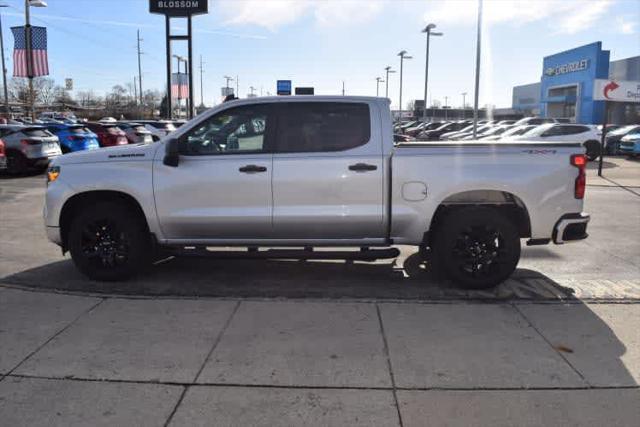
[553,213,590,244]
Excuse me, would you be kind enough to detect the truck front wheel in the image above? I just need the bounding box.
[68,201,151,281]
[431,207,521,289]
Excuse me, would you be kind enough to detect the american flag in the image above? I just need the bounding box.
[171,73,189,99]
[11,26,49,77]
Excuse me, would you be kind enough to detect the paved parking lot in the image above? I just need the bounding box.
[0,156,639,425]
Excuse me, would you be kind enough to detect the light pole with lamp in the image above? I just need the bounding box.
[223,75,233,95]
[375,77,384,97]
[384,66,395,99]
[397,50,411,120]
[0,3,9,117]
[24,0,47,121]
[421,23,442,121]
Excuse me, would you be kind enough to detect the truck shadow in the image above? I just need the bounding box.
[1,252,578,301]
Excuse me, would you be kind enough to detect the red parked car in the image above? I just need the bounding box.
[0,138,6,171]
[86,122,128,147]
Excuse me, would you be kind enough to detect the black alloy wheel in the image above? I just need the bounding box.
[432,207,521,289]
[68,202,150,281]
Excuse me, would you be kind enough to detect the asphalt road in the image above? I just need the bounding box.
[0,157,638,301]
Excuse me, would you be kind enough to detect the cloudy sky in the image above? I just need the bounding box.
[2,0,639,108]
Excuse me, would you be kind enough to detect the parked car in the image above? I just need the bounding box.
[476,125,516,140]
[0,138,6,171]
[512,123,601,160]
[493,124,538,140]
[417,121,470,141]
[513,117,557,127]
[0,125,61,174]
[118,122,154,144]
[451,124,495,140]
[407,121,446,137]
[394,134,415,143]
[619,130,640,157]
[496,120,516,125]
[440,124,474,140]
[136,120,177,140]
[86,122,128,147]
[604,125,640,155]
[43,123,100,153]
[45,96,589,290]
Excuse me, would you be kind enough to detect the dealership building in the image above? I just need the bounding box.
[512,42,639,124]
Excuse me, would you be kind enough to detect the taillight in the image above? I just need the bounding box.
[571,154,586,199]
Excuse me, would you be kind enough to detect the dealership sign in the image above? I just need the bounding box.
[593,79,640,103]
[149,0,208,16]
[544,59,589,77]
[277,80,292,96]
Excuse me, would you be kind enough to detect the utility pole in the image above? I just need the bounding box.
[0,4,9,117]
[375,77,384,97]
[199,54,204,106]
[473,0,483,138]
[236,74,239,97]
[133,76,137,103]
[342,81,345,96]
[137,29,143,106]
[384,66,395,99]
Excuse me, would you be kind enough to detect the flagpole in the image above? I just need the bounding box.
[24,0,34,121]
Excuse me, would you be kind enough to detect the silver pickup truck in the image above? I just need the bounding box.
[44,96,589,288]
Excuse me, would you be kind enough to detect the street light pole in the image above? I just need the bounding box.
[472,0,483,138]
[398,50,412,120]
[422,23,443,121]
[0,4,9,117]
[461,92,467,118]
[444,96,448,120]
[375,77,384,97]
[384,66,395,99]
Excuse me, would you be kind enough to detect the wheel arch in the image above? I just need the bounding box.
[59,190,150,250]
[426,189,532,244]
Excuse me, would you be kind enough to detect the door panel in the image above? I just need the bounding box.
[271,101,385,239]
[154,155,272,239]
[272,154,384,238]
[153,104,276,240]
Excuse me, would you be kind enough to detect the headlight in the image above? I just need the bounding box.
[47,166,60,184]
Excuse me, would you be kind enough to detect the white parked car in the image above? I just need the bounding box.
[511,123,601,160]
[44,96,590,289]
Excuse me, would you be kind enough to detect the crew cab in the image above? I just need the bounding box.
[44,96,590,289]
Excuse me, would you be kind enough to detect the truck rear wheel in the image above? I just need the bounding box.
[431,207,521,289]
[68,201,150,281]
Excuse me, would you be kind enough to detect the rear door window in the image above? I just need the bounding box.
[276,102,371,153]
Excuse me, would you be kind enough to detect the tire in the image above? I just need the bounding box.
[68,201,151,281]
[6,151,27,175]
[431,207,521,289]
[584,140,600,161]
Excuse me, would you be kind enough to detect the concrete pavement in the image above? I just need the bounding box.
[1,287,639,426]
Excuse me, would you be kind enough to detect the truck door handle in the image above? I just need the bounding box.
[239,164,267,173]
[348,163,377,172]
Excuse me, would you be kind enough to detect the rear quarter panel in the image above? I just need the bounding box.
[391,143,585,244]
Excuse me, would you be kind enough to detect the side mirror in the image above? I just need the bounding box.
[163,138,180,167]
